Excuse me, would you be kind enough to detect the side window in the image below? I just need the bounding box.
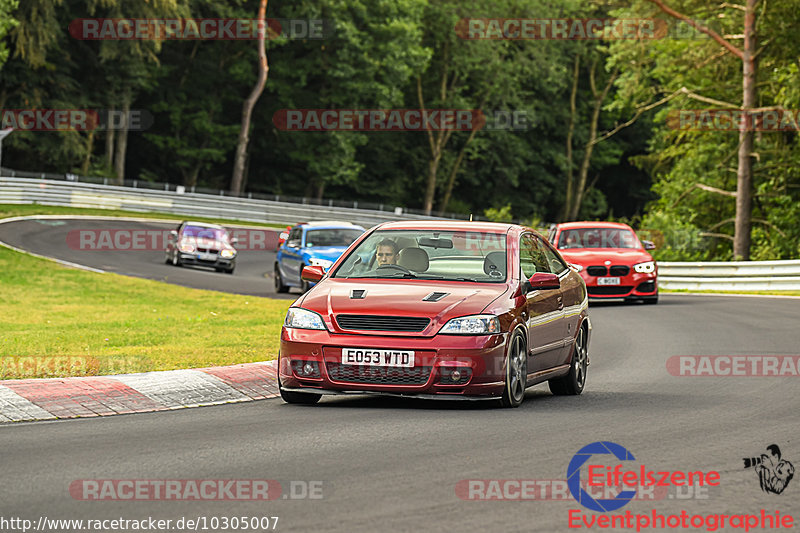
[541,242,568,275]
[287,227,302,247]
[520,234,551,278]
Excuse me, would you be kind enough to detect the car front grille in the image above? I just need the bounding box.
[587,266,607,276]
[587,286,634,296]
[609,265,630,276]
[336,315,430,332]
[326,363,432,385]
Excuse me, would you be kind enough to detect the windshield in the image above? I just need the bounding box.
[182,226,229,241]
[558,228,640,249]
[305,228,364,247]
[332,229,508,282]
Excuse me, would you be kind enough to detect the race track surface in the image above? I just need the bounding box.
[0,217,297,299]
[1,217,799,532]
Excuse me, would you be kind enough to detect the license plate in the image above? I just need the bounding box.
[198,252,216,261]
[342,348,415,367]
[597,277,621,285]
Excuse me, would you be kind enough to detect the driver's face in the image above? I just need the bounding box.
[376,245,397,266]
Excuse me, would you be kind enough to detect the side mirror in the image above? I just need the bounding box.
[523,272,560,293]
[287,239,300,248]
[230,237,238,246]
[168,230,178,241]
[642,240,656,250]
[301,265,325,283]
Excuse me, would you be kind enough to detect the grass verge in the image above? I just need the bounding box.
[0,203,287,228]
[1,204,292,379]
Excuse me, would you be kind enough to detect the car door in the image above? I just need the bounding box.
[541,240,584,365]
[520,233,567,373]
[281,226,304,285]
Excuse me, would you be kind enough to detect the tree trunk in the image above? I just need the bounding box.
[734,0,757,260]
[105,106,115,171]
[113,94,130,185]
[231,0,269,195]
[562,54,580,221]
[81,129,95,175]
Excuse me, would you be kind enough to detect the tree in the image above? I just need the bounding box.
[231,0,269,195]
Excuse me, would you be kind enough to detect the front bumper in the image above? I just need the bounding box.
[279,327,510,398]
[179,252,235,268]
[581,271,657,299]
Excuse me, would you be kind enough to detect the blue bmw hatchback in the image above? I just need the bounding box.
[274,221,365,293]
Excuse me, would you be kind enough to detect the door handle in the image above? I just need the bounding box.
[557,296,564,310]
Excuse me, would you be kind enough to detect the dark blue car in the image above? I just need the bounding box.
[274,221,365,293]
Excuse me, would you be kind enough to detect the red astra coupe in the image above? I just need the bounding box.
[278,221,591,408]
[549,221,658,304]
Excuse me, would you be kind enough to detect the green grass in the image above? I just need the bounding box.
[0,203,287,228]
[0,204,292,379]
[662,289,800,297]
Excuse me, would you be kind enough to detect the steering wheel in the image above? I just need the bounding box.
[376,263,411,274]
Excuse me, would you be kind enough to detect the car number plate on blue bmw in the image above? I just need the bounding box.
[342,348,415,367]
[597,277,621,285]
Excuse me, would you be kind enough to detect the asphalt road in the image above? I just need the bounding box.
[0,217,297,299]
[1,217,799,532]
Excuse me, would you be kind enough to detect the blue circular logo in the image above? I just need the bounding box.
[567,441,637,512]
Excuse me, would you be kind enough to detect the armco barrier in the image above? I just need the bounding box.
[658,260,800,291]
[0,177,446,228]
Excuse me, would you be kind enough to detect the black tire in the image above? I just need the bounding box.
[500,330,528,408]
[549,325,588,396]
[215,267,225,273]
[274,265,289,293]
[226,267,235,275]
[172,250,182,267]
[278,373,321,405]
[165,253,172,265]
[642,294,659,305]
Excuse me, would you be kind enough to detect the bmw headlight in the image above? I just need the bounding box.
[634,261,655,273]
[284,308,327,330]
[309,258,333,269]
[440,315,501,335]
[179,242,195,253]
[220,249,236,259]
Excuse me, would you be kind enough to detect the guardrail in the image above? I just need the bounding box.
[0,177,449,228]
[658,260,800,291]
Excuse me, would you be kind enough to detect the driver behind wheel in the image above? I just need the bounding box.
[375,239,399,266]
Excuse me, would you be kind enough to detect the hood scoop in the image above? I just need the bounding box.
[422,291,449,302]
[350,289,367,299]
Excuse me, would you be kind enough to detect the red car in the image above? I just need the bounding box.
[548,221,658,304]
[278,221,591,408]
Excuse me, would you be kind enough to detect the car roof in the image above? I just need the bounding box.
[300,221,365,229]
[182,221,225,229]
[376,220,517,232]
[556,221,634,230]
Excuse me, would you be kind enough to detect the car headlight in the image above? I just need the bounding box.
[220,249,236,259]
[284,308,327,330]
[439,315,501,335]
[568,263,584,272]
[308,258,333,269]
[634,261,655,273]
[179,242,195,253]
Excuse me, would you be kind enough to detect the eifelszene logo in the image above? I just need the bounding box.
[567,441,721,512]
[743,444,795,495]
